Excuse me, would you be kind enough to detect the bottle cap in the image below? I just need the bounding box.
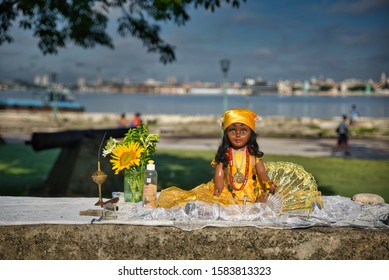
[146,160,155,170]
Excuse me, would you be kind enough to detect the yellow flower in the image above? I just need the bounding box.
[110,142,145,174]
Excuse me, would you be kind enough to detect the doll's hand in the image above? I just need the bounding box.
[262,180,278,194]
[269,181,277,194]
[213,185,223,196]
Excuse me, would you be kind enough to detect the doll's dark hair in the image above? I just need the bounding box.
[214,129,264,168]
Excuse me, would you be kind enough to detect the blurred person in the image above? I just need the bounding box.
[130,112,143,128]
[118,113,128,128]
[349,104,360,126]
[333,114,350,156]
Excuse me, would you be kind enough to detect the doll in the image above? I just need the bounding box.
[157,108,322,214]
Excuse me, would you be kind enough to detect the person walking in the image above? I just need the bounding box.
[349,104,360,126]
[333,114,350,156]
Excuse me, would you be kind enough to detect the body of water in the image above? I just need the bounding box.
[1,90,388,118]
[72,92,389,118]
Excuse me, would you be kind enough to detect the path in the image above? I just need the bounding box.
[2,133,388,160]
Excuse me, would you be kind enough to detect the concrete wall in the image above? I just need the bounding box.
[1,225,388,259]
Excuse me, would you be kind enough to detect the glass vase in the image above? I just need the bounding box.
[123,167,144,203]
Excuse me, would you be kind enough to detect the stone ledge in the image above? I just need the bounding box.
[1,225,388,260]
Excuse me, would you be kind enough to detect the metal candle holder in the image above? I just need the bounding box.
[91,161,107,207]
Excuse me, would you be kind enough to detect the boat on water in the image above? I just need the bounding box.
[0,86,85,112]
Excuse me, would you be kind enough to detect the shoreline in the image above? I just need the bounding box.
[1,110,388,141]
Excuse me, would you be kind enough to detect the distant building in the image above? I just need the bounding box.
[243,77,278,95]
[77,77,86,87]
[34,75,49,86]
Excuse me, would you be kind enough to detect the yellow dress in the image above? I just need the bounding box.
[157,152,323,214]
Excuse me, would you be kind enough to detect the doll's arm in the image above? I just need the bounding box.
[213,163,224,196]
[255,160,277,194]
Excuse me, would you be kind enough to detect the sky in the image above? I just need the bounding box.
[0,0,388,85]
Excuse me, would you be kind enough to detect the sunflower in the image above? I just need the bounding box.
[110,142,145,174]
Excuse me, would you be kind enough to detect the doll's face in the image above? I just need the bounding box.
[226,123,251,149]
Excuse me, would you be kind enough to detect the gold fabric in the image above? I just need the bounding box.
[157,154,265,208]
[220,108,258,131]
[157,158,323,213]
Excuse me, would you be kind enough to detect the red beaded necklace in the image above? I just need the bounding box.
[227,146,250,191]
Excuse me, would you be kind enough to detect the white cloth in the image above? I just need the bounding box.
[0,196,388,231]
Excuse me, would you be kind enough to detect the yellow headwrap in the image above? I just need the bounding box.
[220,108,259,131]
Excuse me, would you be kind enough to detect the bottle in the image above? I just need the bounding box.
[143,160,158,208]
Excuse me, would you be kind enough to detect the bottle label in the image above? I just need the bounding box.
[143,183,157,208]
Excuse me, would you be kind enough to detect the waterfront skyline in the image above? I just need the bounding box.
[0,0,388,85]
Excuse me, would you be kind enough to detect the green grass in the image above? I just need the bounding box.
[1,143,389,202]
[352,127,378,136]
[0,143,60,195]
